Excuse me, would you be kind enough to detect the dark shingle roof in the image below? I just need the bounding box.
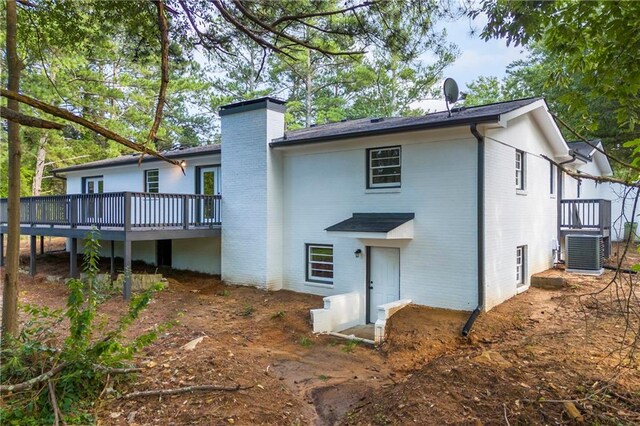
[271,97,543,147]
[325,213,415,233]
[567,140,600,159]
[54,144,221,174]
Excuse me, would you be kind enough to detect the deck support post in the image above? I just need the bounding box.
[40,235,44,254]
[70,238,78,278]
[110,240,115,279]
[30,235,37,276]
[123,239,132,300]
[0,233,4,267]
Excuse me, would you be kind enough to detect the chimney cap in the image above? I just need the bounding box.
[219,97,286,117]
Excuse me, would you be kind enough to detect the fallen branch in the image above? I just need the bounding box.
[48,380,66,426]
[0,363,67,393]
[92,364,143,374]
[122,383,247,399]
[1,106,65,129]
[0,89,183,170]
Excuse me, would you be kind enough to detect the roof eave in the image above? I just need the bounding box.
[269,116,501,148]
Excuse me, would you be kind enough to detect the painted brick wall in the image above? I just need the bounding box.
[280,127,479,320]
[221,107,285,288]
[483,114,559,309]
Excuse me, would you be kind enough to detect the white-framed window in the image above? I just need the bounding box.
[515,150,525,190]
[367,146,401,188]
[550,163,556,195]
[145,169,159,193]
[306,244,334,284]
[516,245,526,287]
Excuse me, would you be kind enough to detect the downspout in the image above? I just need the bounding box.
[462,124,484,337]
[556,153,577,262]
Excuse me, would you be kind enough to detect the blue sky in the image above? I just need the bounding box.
[418,14,529,111]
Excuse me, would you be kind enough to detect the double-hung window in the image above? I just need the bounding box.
[515,150,525,190]
[145,169,159,193]
[516,245,526,287]
[367,146,401,188]
[306,244,334,284]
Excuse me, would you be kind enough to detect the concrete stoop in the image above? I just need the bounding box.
[531,273,566,290]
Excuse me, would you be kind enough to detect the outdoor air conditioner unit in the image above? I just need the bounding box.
[565,234,604,275]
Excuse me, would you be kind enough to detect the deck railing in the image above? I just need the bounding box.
[0,192,222,230]
[560,199,611,230]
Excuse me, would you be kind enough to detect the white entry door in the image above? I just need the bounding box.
[368,247,400,322]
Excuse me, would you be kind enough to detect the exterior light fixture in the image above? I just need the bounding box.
[180,160,187,167]
[354,249,362,258]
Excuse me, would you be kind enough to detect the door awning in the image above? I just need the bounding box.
[325,213,414,239]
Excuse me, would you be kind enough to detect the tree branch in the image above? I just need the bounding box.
[122,383,249,399]
[271,1,375,26]
[0,363,67,393]
[1,106,65,129]
[231,0,363,56]
[551,112,640,173]
[541,154,640,188]
[0,89,183,169]
[147,0,170,146]
[211,0,293,58]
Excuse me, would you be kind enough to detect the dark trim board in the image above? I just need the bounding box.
[365,246,371,324]
[0,225,221,241]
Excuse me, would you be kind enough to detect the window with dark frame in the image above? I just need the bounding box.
[145,169,159,193]
[515,150,525,190]
[306,244,334,284]
[367,146,401,188]
[516,245,526,286]
[550,163,556,195]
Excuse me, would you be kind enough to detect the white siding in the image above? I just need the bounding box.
[64,152,221,195]
[221,106,285,289]
[281,127,479,321]
[484,114,558,309]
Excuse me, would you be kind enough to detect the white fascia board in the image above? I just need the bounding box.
[498,99,571,159]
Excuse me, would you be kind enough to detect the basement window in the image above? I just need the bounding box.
[516,245,526,287]
[306,244,334,284]
[145,169,159,193]
[367,146,401,188]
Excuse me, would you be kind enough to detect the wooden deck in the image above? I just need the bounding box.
[0,192,222,299]
[560,198,612,256]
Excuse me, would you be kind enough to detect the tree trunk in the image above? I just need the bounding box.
[2,0,22,338]
[305,50,312,128]
[32,135,47,196]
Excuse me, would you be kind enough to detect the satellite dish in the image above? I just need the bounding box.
[443,78,459,117]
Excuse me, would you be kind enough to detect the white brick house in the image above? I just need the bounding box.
[1,97,614,331]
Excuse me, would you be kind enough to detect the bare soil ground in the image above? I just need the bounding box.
[2,238,639,425]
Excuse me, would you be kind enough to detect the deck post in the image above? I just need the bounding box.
[70,238,78,278]
[110,240,115,279]
[40,235,44,254]
[124,192,132,232]
[30,235,37,276]
[0,233,4,267]
[123,239,132,300]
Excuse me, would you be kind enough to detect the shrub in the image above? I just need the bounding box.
[0,229,166,424]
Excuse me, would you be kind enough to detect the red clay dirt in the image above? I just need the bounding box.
[1,238,639,425]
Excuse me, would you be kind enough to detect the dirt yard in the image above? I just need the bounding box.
[2,238,639,425]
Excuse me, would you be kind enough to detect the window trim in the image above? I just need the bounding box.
[144,169,160,193]
[549,163,556,196]
[366,146,402,189]
[305,244,334,285]
[515,150,525,191]
[516,245,526,286]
